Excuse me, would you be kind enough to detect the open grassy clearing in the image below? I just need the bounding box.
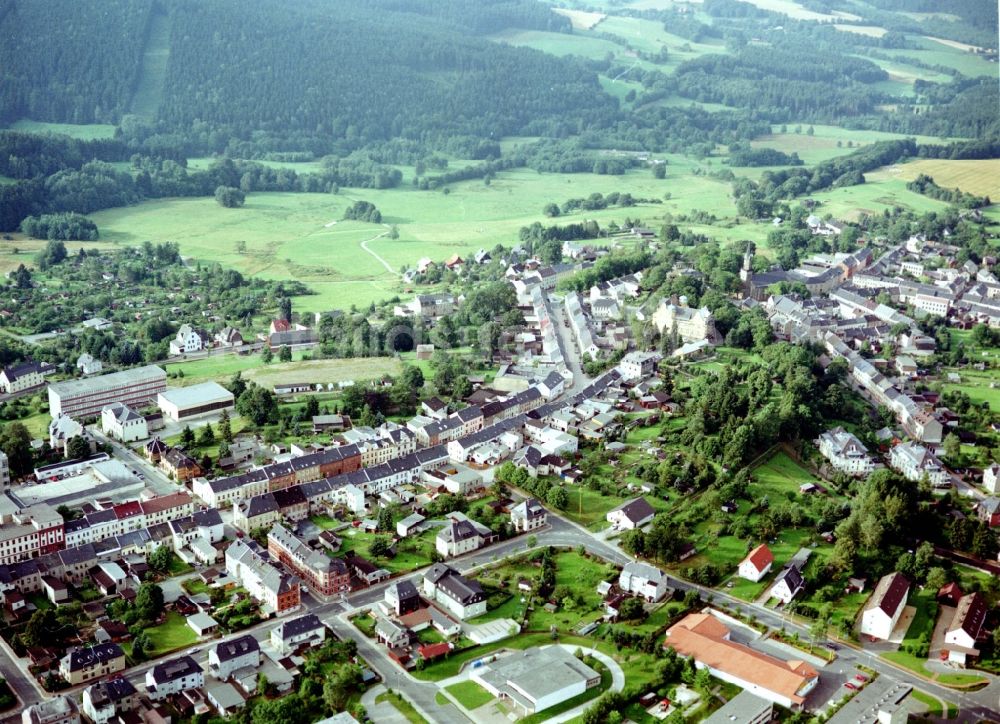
[739,0,860,22]
[488,28,641,63]
[129,9,171,118]
[0,234,119,276]
[5,119,117,140]
[750,124,958,165]
[376,690,429,724]
[588,15,729,72]
[874,159,1000,200]
[552,7,605,30]
[186,156,329,175]
[803,175,950,221]
[834,24,887,38]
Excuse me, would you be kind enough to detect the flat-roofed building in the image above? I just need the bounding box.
[22,696,79,724]
[470,646,601,715]
[704,691,773,724]
[48,366,167,420]
[157,382,235,422]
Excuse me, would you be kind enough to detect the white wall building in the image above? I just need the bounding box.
[619,561,670,602]
[817,427,874,476]
[101,403,148,443]
[860,572,909,641]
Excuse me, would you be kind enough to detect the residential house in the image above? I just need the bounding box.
[375,616,410,649]
[160,447,202,483]
[0,360,47,394]
[21,696,80,724]
[76,354,103,376]
[435,512,493,558]
[209,634,260,681]
[385,580,422,617]
[82,678,138,724]
[769,567,804,605]
[606,497,655,530]
[860,572,909,641]
[396,512,425,538]
[101,403,148,443]
[145,655,204,700]
[664,613,818,709]
[423,563,487,619]
[214,327,244,348]
[976,497,1000,527]
[60,643,125,685]
[817,427,875,476]
[619,561,670,602]
[944,592,988,666]
[889,442,950,487]
[738,544,774,583]
[983,463,1000,494]
[618,351,661,382]
[270,613,326,655]
[510,498,547,533]
[169,324,209,355]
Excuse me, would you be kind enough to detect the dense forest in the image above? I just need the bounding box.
[0,0,995,232]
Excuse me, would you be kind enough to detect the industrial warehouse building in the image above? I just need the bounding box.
[157,382,235,422]
[48,365,167,419]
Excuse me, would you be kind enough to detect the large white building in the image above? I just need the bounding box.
[619,560,670,602]
[817,427,874,476]
[944,592,988,666]
[423,563,487,619]
[737,544,774,583]
[435,512,492,558]
[889,442,950,487]
[470,646,601,715]
[101,403,148,443]
[157,381,235,422]
[860,572,909,641]
[48,365,167,419]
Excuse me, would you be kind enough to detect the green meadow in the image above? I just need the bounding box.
[6,119,117,140]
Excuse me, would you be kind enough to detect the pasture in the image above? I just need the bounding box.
[750,124,959,165]
[802,174,950,220]
[738,0,860,22]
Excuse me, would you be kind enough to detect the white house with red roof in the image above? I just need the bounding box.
[738,544,774,583]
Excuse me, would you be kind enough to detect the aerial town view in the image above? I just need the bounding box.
[0,1,998,723]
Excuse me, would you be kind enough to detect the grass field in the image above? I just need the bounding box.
[144,611,197,655]
[805,174,950,220]
[444,681,494,710]
[6,119,117,139]
[750,124,958,165]
[129,10,170,118]
[740,0,860,22]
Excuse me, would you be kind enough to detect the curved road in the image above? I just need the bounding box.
[359,228,399,277]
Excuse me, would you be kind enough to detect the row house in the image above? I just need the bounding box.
[225,538,300,615]
[0,503,64,565]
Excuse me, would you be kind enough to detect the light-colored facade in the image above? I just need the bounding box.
[48,365,167,419]
[157,381,235,422]
[59,644,125,685]
[101,403,148,443]
[619,560,670,602]
[470,646,601,715]
[652,302,718,343]
[423,563,487,619]
[209,634,260,680]
[145,655,204,700]
[860,573,909,641]
[817,427,875,476]
[889,442,950,487]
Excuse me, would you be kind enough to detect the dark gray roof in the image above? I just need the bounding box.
[64,643,123,671]
[149,655,201,684]
[276,613,323,641]
[213,634,259,663]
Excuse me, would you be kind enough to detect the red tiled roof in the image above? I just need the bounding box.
[418,642,451,660]
[114,501,143,520]
[742,544,774,573]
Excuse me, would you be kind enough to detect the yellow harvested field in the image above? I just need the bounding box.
[876,159,1000,199]
[242,356,402,387]
[834,24,887,38]
[552,8,606,30]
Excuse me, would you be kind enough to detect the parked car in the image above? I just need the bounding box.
[844,682,858,691]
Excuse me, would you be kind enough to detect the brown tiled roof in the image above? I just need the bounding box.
[665,613,817,705]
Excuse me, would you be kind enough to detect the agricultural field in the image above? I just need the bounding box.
[740,0,860,22]
[875,159,1000,200]
[803,174,950,221]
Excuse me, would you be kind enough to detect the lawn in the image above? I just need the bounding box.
[144,611,197,655]
[310,514,340,530]
[376,690,429,724]
[444,680,494,710]
[750,124,950,166]
[806,173,950,221]
[337,526,438,574]
[163,351,402,388]
[561,480,673,532]
[165,552,194,576]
